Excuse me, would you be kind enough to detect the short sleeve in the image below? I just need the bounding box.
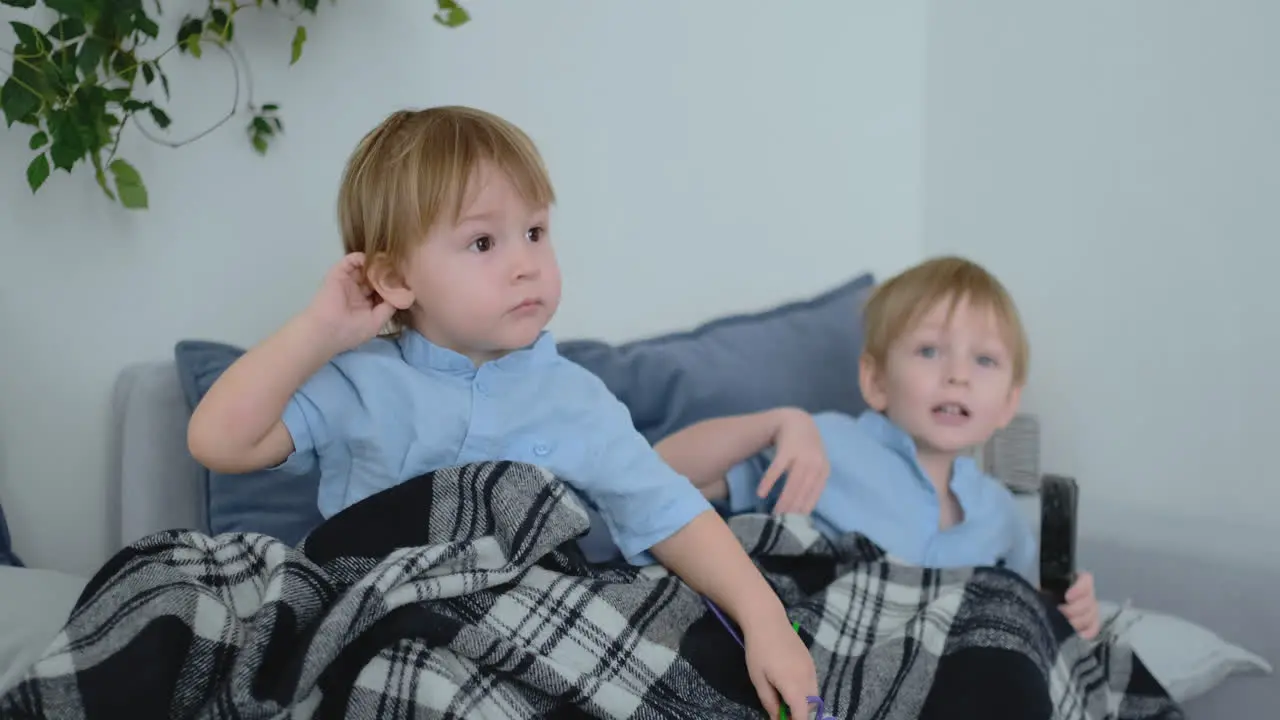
[574,378,714,566]
[272,361,360,477]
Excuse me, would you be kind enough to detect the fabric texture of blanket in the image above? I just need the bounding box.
[1,461,1184,719]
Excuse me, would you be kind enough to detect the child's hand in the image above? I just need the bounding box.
[305,253,397,353]
[757,409,830,515]
[743,617,819,720]
[1059,571,1101,639]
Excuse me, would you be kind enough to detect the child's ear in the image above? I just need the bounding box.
[858,353,890,412]
[365,253,415,311]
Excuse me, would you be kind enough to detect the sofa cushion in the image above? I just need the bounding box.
[558,273,875,444]
[174,341,325,546]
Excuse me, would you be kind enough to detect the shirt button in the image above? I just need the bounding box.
[475,381,487,394]
[533,442,550,456]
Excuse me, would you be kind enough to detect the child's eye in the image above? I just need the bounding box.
[917,345,938,359]
[976,355,999,368]
[470,236,494,253]
[526,226,544,242]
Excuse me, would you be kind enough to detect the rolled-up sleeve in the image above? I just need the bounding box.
[576,379,714,566]
[271,361,358,479]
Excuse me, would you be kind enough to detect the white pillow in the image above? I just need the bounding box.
[0,566,87,693]
[1100,600,1274,702]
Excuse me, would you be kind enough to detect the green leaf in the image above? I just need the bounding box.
[48,110,85,171]
[55,41,79,85]
[148,105,170,129]
[78,35,109,75]
[142,63,155,85]
[111,49,138,83]
[28,130,47,149]
[0,0,38,9]
[135,15,160,39]
[47,18,86,40]
[108,157,142,186]
[26,153,49,192]
[290,25,306,65]
[10,21,47,53]
[261,103,278,112]
[0,77,41,127]
[110,159,147,209]
[209,8,234,42]
[177,17,203,40]
[177,18,204,57]
[117,182,147,209]
[43,0,85,18]
[157,66,171,99]
[33,56,66,100]
[434,0,470,28]
[251,133,268,155]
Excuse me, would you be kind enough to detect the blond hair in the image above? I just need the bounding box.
[337,106,556,330]
[861,256,1030,385]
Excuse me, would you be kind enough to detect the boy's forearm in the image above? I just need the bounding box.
[187,312,337,472]
[650,510,790,632]
[654,409,793,487]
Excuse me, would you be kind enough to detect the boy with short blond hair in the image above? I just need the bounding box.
[657,256,1102,639]
[187,105,818,717]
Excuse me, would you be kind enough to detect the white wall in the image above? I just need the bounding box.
[922,1,1279,566]
[0,2,926,575]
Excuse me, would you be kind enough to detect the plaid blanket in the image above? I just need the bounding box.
[2,461,1184,719]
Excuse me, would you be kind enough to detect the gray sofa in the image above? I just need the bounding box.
[99,360,1277,717]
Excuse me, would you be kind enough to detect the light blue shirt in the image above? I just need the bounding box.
[724,411,1037,582]
[275,330,712,565]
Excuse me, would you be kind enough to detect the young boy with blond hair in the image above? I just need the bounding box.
[186,105,818,717]
[656,256,1102,639]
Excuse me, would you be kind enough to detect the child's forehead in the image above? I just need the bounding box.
[454,163,547,219]
[905,296,1011,338]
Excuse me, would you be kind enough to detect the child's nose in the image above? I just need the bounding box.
[945,358,970,385]
[510,242,541,281]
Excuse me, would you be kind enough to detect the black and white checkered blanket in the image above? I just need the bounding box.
[2,461,1183,719]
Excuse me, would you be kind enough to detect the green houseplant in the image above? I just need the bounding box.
[0,0,470,209]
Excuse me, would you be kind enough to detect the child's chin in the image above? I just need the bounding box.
[921,429,984,454]
[497,327,545,351]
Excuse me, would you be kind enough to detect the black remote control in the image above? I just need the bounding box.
[1039,474,1078,605]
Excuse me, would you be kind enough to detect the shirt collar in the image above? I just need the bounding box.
[397,329,559,374]
[855,410,981,490]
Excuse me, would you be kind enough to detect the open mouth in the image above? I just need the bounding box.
[932,403,971,418]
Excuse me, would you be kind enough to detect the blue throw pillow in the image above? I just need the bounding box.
[558,273,876,444]
[0,501,22,567]
[173,340,325,545]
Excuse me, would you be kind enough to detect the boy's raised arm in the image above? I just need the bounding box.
[187,253,395,475]
[187,312,339,474]
[654,408,799,486]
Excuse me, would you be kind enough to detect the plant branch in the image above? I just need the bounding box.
[132,41,240,150]
[2,0,471,209]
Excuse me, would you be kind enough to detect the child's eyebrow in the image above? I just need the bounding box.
[456,209,500,225]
